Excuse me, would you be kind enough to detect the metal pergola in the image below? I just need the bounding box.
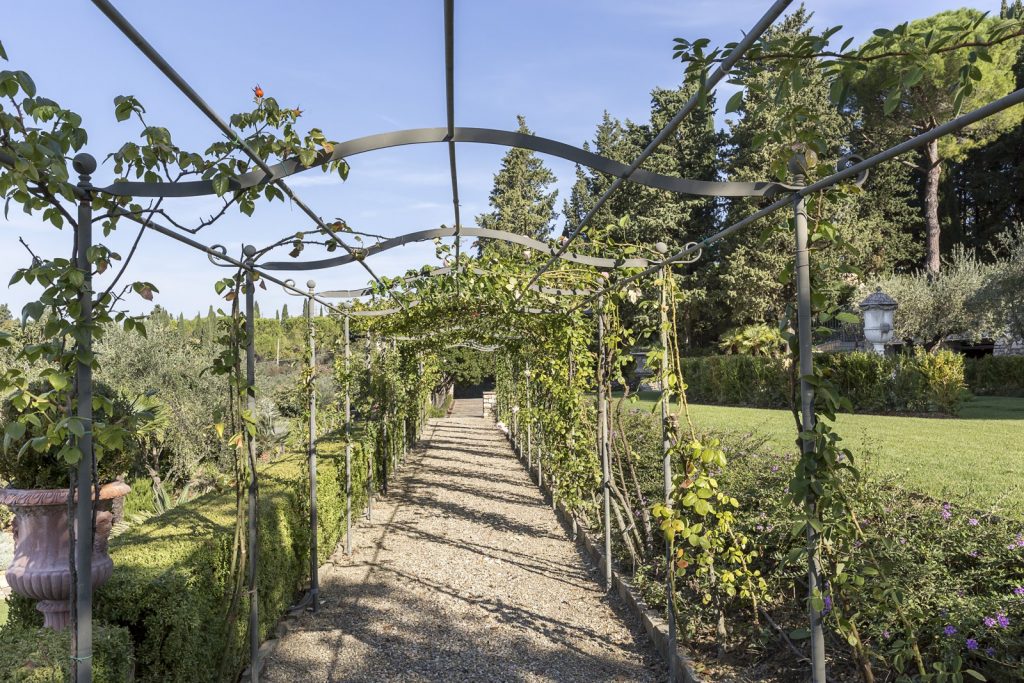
[3,0,1023,681]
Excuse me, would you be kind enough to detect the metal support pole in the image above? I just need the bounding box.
[73,153,96,683]
[791,162,826,683]
[344,316,352,556]
[242,245,261,682]
[305,281,318,612]
[659,271,677,682]
[525,362,532,469]
[366,336,374,522]
[597,298,612,591]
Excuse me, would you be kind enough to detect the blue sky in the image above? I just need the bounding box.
[0,0,1002,317]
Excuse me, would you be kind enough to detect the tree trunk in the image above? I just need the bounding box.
[923,138,942,274]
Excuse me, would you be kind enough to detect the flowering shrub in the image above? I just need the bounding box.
[615,405,1024,680]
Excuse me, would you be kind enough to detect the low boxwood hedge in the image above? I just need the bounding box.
[99,435,371,681]
[3,432,374,682]
[0,623,133,682]
[679,349,968,414]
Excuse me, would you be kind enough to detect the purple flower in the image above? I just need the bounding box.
[968,550,980,558]
[985,647,996,657]
[941,503,953,520]
[1010,534,1024,550]
[821,595,832,615]
[997,613,1010,628]
[966,638,979,651]
[1014,586,1024,597]
[969,518,979,526]
[984,616,997,628]
[944,624,957,636]
[882,629,891,639]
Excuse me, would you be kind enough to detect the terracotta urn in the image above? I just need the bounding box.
[0,481,130,629]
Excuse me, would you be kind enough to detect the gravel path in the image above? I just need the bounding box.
[263,399,665,682]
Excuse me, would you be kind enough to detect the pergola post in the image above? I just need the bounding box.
[242,245,261,682]
[791,160,827,683]
[512,364,519,454]
[525,362,532,468]
[344,315,352,556]
[72,153,97,683]
[659,269,677,682]
[305,281,319,612]
[597,297,612,591]
[366,335,374,522]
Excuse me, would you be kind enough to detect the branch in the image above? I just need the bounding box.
[684,29,1024,66]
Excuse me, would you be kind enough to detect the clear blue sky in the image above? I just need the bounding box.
[0,1,1001,317]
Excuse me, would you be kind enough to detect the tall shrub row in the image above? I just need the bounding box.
[964,355,1024,396]
[679,350,969,414]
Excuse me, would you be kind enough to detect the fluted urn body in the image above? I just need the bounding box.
[0,481,130,629]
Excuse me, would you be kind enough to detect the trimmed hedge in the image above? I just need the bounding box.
[680,350,968,414]
[0,623,134,682]
[87,434,372,681]
[964,355,1024,396]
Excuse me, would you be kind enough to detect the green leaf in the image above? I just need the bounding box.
[67,418,85,438]
[212,175,230,197]
[5,422,26,440]
[902,66,924,88]
[725,90,744,114]
[64,446,83,465]
[964,670,986,681]
[883,87,902,116]
[835,312,859,325]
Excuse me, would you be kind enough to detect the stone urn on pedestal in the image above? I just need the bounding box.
[0,482,130,629]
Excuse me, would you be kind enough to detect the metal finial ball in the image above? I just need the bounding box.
[242,245,257,258]
[306,279,316,289]
[72,153,97,176]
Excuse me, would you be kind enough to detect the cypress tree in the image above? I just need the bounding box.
[476,115,558,256]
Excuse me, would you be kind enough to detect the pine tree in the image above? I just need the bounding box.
[281,304,289,320]
[254,301,261,319]
[475,116,558,255]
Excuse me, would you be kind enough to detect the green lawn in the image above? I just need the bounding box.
[618,393,1024,518]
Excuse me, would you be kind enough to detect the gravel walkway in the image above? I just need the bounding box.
[263,399,665,682]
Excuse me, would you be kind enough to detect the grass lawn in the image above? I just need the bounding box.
[617,392,1024,518]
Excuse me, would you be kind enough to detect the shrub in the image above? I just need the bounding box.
[679,350,968,414]
[0,381,147,489]
[965,355,1024,396]
[84,434,372,682]
[0,623,133,682]
[611,404,1024,681]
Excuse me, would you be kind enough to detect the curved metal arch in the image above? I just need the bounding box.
[98,127,789,199]
[320,265,595,299]
[261,226,656,271]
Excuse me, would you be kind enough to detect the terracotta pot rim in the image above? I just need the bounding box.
[0,481,131,507]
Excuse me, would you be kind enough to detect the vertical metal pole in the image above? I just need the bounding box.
[660,269,677,682]
[344,316,352,556]
[305,281,318,612]
[525,362,532,468]
[242,245,261,682]
[73,153,96,683]
[511,363,519,453]
[597,298,612,591]
[792,165,826,683]
[366,335,374,522]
